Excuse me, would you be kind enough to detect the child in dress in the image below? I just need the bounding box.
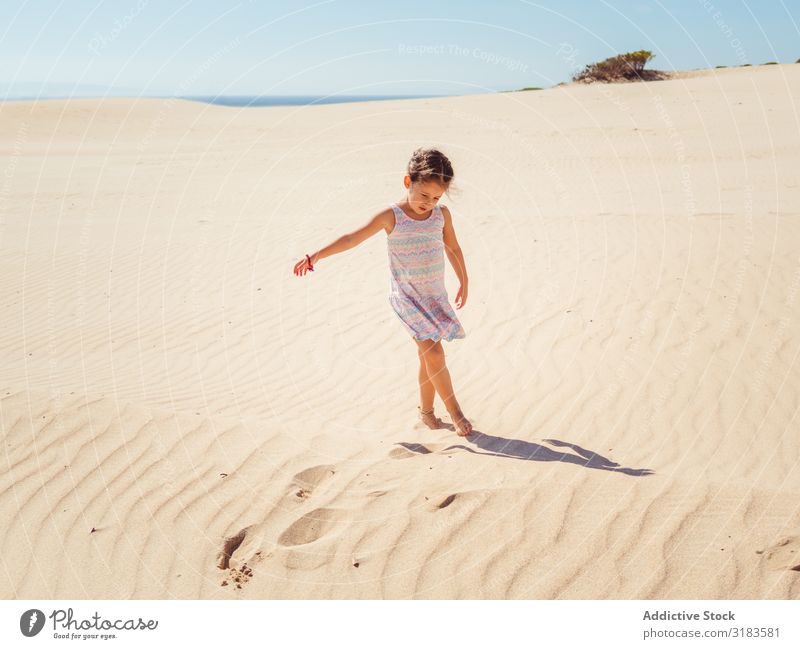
[293,148,472,437]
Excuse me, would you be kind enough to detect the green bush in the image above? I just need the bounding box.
[762,61,777,65]
[715,65,727,68]
[741,63,752,66]
[572,50,658,82]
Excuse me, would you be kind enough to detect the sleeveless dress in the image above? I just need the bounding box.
[387,202,466,342]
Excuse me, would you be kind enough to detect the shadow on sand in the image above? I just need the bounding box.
[398,429,653,476]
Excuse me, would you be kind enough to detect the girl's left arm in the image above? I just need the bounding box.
[441,206,468,287]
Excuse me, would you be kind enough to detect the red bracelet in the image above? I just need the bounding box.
[305,254,314,271]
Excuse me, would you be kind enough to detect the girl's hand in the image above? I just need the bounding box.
[455,283,468,309]
[293,255,315,277]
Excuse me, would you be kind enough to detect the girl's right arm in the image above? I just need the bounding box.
[293,209,391,276]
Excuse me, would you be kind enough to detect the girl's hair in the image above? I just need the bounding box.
[407,148,454,192]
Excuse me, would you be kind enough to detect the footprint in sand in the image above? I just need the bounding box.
[390,442,456,459]
[277,507,345,547]
[389,447,420,459]
[422,490,488,513]
[217,526,250,570]
[217,527,268,589]
[419,493,461,511]
[758,535,800,572]
[289,464,336,500]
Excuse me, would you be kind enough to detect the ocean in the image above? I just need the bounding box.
[2,93,457,106]
[178,94,449,107]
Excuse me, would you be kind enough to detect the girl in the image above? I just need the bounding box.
[293,148,473,437]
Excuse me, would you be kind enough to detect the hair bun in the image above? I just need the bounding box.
[407,148,454,188]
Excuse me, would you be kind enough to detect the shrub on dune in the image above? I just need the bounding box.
[571,50,668,83]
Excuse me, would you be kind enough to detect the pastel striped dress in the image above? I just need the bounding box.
[387,202,466,342]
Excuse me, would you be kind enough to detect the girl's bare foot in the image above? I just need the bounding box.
[448,409,473,437]
[418,405,445,429]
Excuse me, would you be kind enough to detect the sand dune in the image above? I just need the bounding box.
[1,63,799,598]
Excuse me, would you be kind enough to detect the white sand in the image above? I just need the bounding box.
[1,63,799,598]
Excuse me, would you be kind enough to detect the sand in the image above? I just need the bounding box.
[1,63,799,599]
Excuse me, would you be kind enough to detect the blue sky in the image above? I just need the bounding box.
[1,0,797,98]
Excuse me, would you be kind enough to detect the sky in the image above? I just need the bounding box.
[0,0,797,98]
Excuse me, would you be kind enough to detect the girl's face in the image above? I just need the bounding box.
[404,176,446,214]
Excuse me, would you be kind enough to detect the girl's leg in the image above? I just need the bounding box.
[415,339,473,435]
[417,344,436,412]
